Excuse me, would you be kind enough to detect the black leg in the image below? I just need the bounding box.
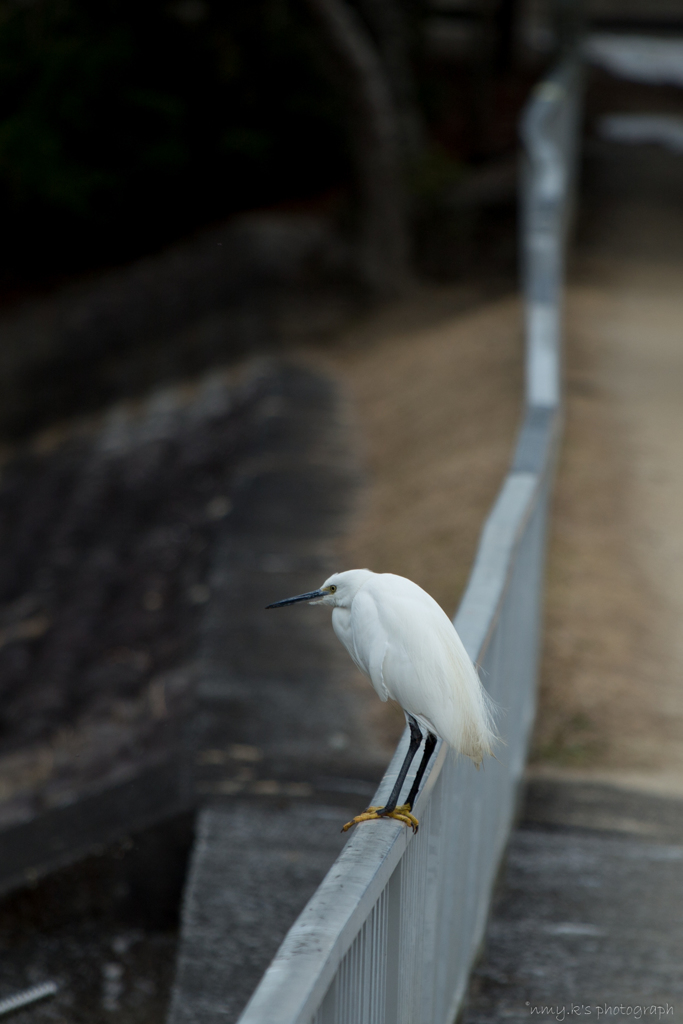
[380,716,423,815]
[403,732,437,811]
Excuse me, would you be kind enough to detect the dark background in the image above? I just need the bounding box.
[0,0,535,301]
[0,0,346,289]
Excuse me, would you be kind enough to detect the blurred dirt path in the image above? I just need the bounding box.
[305,288,524,615]
[303,287,524,746]
[531,144,683,793]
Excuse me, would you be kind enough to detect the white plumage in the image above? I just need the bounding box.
[324,569,496,765]
[267,567,497,830]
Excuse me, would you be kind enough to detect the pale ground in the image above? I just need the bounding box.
[302,286,525,747]
[531,252,683,795]
[301,195,683,791]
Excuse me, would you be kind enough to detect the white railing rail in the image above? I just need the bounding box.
[237,50,583,1024]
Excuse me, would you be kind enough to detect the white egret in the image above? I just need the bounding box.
[267,569,497,832]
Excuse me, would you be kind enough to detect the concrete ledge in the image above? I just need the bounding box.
[168,802,353,1024]
[524,776,683,843]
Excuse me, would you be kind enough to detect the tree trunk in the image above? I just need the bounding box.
[356,0,425,163]
[305,0,412,294]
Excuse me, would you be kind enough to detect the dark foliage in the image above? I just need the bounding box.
[0,0,348,285]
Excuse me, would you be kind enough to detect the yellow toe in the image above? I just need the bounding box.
[341,804,419,833]
[392,805,420,832]
[341,807,382,832]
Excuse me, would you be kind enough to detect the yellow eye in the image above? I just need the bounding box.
[329,585,337,593]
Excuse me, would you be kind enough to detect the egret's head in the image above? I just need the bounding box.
[266,569,373,611]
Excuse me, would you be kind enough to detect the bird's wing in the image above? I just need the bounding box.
[351,581,433,709]
[349,588,390,701]
[364,575,496,759]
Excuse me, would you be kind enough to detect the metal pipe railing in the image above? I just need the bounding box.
[236,47,583,1024]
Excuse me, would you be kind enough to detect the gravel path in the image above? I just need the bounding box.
[533,136,683,791]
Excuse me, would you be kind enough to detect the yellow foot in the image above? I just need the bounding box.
[341,804,419,834]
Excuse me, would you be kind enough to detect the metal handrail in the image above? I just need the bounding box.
[237,48,583,1024]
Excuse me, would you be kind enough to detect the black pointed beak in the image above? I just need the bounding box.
[266,589,326,609]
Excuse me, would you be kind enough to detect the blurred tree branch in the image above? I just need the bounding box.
[304,0,414,293]
[356,0,425,161]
